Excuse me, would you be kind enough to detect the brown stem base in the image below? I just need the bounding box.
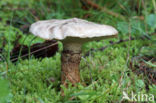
[61,50,81,88]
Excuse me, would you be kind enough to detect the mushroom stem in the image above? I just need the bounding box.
[61,42,82,87]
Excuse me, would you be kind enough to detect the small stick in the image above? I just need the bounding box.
[81,0,126,20]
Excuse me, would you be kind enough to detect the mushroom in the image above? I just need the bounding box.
[29,18,118,88]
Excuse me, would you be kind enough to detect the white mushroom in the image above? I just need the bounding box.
[29,18,118,88]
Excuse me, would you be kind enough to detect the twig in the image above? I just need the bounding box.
[83,35,150,57]
[0,35,152,62]
[80,0,126,20]
[10,42,58,62]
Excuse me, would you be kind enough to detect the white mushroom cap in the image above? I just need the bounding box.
[29,18,118,40]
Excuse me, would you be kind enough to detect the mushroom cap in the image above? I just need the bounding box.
[29,18,118,41]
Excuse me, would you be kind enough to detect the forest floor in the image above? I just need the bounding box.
[0,0,156,103]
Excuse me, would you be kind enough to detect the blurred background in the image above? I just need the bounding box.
[0,0,156,102]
